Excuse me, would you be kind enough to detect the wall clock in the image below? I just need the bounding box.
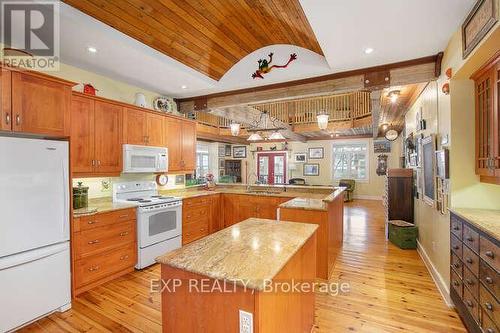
[156,174,168,186]
[385,129,399,141]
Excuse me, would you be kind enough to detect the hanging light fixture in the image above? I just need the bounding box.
[317,110,329,130]
[230,122,240,136]
[269,131,285,140]
[388,90,400,104]
[248,132,263,141]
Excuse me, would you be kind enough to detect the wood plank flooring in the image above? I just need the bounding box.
[18,200,465,333]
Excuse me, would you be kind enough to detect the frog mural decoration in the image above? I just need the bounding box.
[251,52,297,79]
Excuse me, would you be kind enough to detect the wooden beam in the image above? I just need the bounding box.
[292,116,372,134]
[196,124,248,144]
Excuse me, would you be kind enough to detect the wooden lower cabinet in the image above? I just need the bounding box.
[182,195,223,245]
[223,194,289,227]
[72,208,137,296]
[449,212,500,333]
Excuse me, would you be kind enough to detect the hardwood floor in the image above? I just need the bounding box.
[18,200,465,333]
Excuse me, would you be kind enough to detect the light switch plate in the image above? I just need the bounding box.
[239,310,253,333]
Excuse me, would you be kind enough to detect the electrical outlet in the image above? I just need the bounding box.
[239,310,253,333]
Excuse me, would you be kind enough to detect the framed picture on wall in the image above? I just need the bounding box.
[422,135,436,206]
[232,146,247,158]
[294,153,307,163]
[303,163,320,176]
[373,139,391,153]
[219,159,225,169]
[219,169,225,177]
[225,145,232,156]
[218,145,225,157]
[308,147,324,159]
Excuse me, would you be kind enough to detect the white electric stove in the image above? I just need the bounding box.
[113,181,182,269]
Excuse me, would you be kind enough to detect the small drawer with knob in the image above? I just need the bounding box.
[463,287,480,323]
[481,236,499,272]
[182,219,209,245]
[451,253,464,278]
[451,234,463,258]
[463,224,479,253]
[463,245,480,276]
[451,269,463,298]
[481,285,500,327]
[451,214,463,239]
[75,208,136,232]
[463,266,479,300]
[482,309,499,333]
[183,205,210,224]
[480,260,499,300]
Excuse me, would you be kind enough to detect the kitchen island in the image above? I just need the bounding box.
[156,218,318,333]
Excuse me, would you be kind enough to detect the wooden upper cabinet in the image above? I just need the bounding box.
[181,121,196,171]
[11,71,72,137]
[472,53,500,184]
[94,101,123,174]
[123,108,165,147]
[0,67,12,131]
[146,112,165,147]
[71,95,94,174]
[123,108,147,145]
[165,117,183,171]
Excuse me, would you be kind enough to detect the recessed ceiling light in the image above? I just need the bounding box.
[364,48,374,54]
[87,46,97,53]
[181,85,188,89]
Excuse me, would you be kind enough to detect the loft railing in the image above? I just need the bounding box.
[192,91,371,128]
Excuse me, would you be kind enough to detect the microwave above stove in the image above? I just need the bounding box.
[123,144,168,173]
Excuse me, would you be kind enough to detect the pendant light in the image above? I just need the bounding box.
[248,133,263,141]
[230,123,240,136]
[269,131,285,140]
[317,110,329,130]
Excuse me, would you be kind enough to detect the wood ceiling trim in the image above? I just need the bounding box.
[63,0,323,80]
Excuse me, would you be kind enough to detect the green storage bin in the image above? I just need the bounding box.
[388,220,418,249]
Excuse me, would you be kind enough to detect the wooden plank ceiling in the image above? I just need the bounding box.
[63,0,323,80]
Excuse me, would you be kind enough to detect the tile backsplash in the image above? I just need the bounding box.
[73,174,187,199]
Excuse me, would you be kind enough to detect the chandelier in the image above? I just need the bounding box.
[246,110,286,141]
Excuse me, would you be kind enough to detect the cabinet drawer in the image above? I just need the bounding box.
[451,215,463,239]
[74,243,136,289]
[463,266,479,300]
[183,196,210,207]
[480,260,499,300]
[463,224,479,253]
[464,245,480,276]
[481,285,500,327]
[463,287,480,324]
[481,236,500,272]
[184,205,210,224]
[451,269,463,298]
[451,253,464,278]
[74,220,135,259]
[182,219,209,245]
[75,208,136,232]
[482,309,500,333]
[451,234,463,258]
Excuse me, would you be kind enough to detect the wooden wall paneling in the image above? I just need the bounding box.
[70,95,95,174]
[0,67,11,131]
[93,101,123,174]
[11,71,72,137]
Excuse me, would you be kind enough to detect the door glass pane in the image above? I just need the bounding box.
[274,155,285,184]
[259,156,269,184]
[149,211,177,236]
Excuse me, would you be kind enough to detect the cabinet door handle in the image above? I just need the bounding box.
[486,328,494,333]
[92,160,96,166]
[453,263,460,269]
[88,266,99,272]
[88,239,100,245]
[88,220,97,225]
[466,301,473,308]
[485,251,495,259]
[485,302,493,311]
[466,236,474,242]
[15,114,20,125]
[119,232,129,236]
[466,258,473,264]
[97,160,101,166]
[453,226,460,231]
[453,245,459,250]
[453,280,460,286]
[465,279,474,286]
[5,113,10,125]
[120,255,129,260]
[119,214,129,219]
[485,277,493,284]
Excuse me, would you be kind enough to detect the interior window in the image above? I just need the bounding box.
[332,142,369,181]
[195,143,210,180]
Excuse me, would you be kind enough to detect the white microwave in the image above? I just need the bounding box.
[123,144,168,173]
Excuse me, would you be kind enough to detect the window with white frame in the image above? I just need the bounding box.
[332,142,369,181]
[195,143,210,179]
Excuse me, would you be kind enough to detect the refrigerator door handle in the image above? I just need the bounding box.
[0,242,68,270]
[62,160,69,240]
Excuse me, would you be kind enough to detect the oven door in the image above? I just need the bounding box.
[138,203,182,248]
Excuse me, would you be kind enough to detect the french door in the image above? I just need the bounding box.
[257,152,287,185]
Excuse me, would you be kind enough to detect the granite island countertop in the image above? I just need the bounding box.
[156,218,318,290]
[449,207,500,240]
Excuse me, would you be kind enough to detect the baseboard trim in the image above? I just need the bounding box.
[353,195,382,200]
[416,240,453,307]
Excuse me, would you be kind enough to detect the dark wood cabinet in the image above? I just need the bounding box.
[386,169,414,223]
[471,52,500,185]
[449,212,499,333]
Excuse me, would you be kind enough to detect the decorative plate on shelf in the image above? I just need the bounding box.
[153,97,173,113]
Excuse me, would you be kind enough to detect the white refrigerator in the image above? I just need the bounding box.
[0,137,71,332]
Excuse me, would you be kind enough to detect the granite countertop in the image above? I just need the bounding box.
[450,207,500,239]
[73,197,136,217]
[279,197,328,211]
[217,183,336,190]
[159,187,329,200]
[156,218,318,290]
